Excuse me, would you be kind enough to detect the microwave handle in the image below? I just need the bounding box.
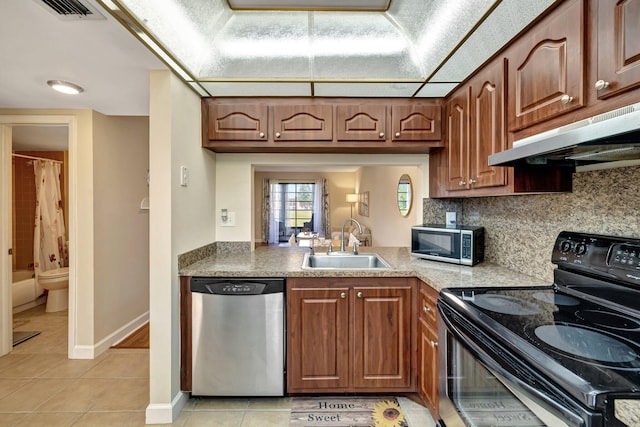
[438,308,586,427]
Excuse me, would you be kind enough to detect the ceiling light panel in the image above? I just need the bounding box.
[228,0,391,11]
[314,82,421,97]
[200,82,312,96]
[311,12,422,80]
[199,11,312,79]
[115,0,231,75]
[388,0,496,78]
[430,0,556,82]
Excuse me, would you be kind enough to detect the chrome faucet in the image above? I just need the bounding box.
[340,218,363,253]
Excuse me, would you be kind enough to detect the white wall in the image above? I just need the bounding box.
[355,165,423,247]
[147,71,216,423]
[92,113,150,343]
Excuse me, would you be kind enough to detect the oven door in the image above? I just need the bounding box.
[438,301,599,427]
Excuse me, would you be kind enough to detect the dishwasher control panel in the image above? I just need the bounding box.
[191,277,285,295]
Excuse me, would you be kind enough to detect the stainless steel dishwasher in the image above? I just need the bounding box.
[191,277,285,396]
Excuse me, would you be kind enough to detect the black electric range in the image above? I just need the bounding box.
[438,231,640,427]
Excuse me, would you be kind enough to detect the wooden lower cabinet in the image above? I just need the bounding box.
[418,281,440,419]
[287,277,415,393]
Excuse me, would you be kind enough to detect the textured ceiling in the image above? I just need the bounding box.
[101,0,556,98]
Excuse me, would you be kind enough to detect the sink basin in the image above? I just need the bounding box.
[301,253,393,270]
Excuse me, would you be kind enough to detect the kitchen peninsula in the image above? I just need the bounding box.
[179,245,548,418]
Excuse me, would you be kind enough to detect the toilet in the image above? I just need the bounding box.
[38,267,69,312]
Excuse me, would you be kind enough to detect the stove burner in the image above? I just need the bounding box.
[532,292,579,306]
[576,310,640,331]
[535,324,638,364]
[472,294,541,315]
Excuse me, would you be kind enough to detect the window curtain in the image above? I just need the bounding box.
[261,178,270,244]
[268,179,282,244]
[314,178,330,238]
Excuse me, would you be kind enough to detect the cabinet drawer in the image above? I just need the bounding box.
[419,282,438,325]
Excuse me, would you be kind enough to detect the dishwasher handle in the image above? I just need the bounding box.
[191,277,285,295]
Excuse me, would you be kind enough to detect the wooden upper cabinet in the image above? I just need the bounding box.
[271,104,333,141]
[469,59,507,189]
[391,104,442,141]
[445,89,470,191]
[508,0,585,131]
[336,104,387,141]
[207,102,268,141]
[595,0,640,99]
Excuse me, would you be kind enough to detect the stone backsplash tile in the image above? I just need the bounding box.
[424,166,640,282]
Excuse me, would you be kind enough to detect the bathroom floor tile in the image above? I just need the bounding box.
[0,353,67,378]
[36,378,108,412]
[89,378,149,411]
[0,379,30,400]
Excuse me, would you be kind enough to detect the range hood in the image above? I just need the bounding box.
[489,102,640,170]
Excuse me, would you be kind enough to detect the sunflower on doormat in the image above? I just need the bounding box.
[372,399,408,427]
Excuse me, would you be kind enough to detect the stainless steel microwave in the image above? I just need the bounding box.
[411,224,484,266]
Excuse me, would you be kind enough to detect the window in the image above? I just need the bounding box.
[271,182,315,241]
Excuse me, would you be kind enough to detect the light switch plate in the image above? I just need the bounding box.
[180,166,188,187]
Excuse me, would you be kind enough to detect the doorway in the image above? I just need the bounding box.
[0,115,77,358]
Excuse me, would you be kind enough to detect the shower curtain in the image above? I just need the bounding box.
[33,160,66,285]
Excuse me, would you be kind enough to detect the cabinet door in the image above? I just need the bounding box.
[352,285,412,389]
[272,104,333,141]
[469,59,507,189]
[336,104,387,141]
[391,104,441,141]
[208,102,268,141]
[508,0,585,130]
[595,0,640,99]
[445,89,470,191]
[287,286,350,392]
[419,318,439,419]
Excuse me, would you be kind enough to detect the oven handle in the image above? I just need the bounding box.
[439,306,587,427]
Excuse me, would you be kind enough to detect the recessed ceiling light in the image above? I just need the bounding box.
[47,80,84,95]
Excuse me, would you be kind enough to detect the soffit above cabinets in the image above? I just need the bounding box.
[97,0,556,98]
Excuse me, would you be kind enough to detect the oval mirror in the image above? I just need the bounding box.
[397,174,412,217]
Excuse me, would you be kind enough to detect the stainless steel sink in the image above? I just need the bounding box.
[301,252,393,270]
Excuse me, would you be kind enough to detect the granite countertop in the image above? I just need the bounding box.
[179,246,550,291]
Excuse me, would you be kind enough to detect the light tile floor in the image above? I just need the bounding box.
[1,305,437,426]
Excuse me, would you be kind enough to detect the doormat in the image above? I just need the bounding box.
[12,331,40,347]
[290,396,408,427]
[112,323,149,349]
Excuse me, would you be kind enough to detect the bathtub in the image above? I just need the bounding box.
[12,270,44,313]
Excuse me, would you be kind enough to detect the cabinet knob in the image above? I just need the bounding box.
[395,132,401,137]
[379,132,385,138]
[560,94,574,105]
[423,306,431,313]
[458,180,466,186]
[430,341,438,348]
[259,132,265,138]
[595,80,610,91]
[357,291,363,298]
[275,132,281,138]
[469,178,477,185]
[340,292,347,299]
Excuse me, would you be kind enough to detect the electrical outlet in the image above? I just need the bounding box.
[221,211,236,226]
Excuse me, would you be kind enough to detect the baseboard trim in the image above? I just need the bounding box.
[146,391,189,424]
[71,311,149,359]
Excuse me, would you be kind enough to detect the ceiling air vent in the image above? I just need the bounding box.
[36,0,105,20]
